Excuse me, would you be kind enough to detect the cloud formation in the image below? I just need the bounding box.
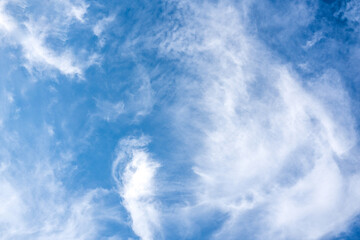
[93,14,115,47]
[95,99,125,122]
[0,0,359,239]
[0,0,91,77]
[113,136,161,240]
[155,1,360,239]
[0,131,112,239]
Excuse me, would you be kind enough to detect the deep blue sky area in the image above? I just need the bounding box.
[0,0,359,239]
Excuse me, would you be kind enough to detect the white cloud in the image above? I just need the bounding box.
[93,15,115,37]
[93,14,115,47]
[130,65,154,119]
[46,124,55,136]
[0,89,14,129]
[0,160,102,239]
[304,31,323,49]
[21,34,82,76]
[0,179,25,236]
[0,120,123,239]
[60,0,89,23]
[342,0,360,23]
[157,1,360,239]
[0,0,91,77]
[95,99,125,122]
[0,1,16,33]
[112,136,161,240]
[35,189,110,240]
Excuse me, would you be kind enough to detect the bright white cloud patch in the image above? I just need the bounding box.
[0,0,91,77]
[93,14,115,47]
[157,1,360,239]
[113,136,161,240]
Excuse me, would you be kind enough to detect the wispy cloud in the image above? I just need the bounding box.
[93,14,115,47]
[156,1,360,239]
[0,0,92,77]
[57,0,88,23]
[0,145,102,239]
[341,0,360,23]
[113,135,161,240]
[0,103,123,239]
[303,31,323,49]
[0,0,359,239]
[95,99,125,122]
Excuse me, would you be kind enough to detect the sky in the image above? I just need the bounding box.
[0,0,360,239]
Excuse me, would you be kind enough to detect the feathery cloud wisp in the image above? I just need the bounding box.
[113,136,161,240]
[0,0,91,77]
[156,1,360,239]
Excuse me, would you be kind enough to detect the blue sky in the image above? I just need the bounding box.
[0,0,360,239]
